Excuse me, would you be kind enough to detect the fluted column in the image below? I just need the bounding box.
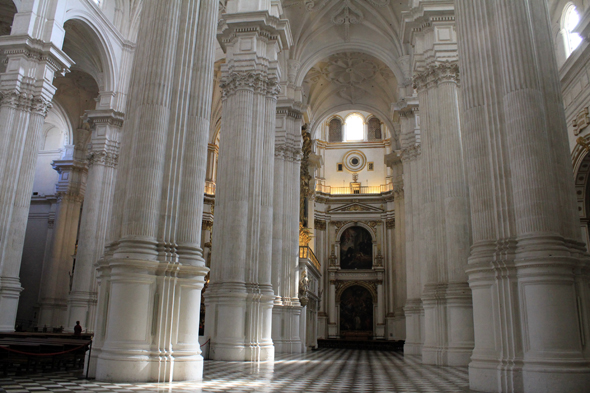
[38,145,88,329]
[0,40,71,332]
[397,103,424,355]
[414,63,473,366]
[385,153,406,341]
[66,110,123,333]
[90,0,217,382]
[271,108,303,353]
[456,0,590,392]
[205,9,290,361]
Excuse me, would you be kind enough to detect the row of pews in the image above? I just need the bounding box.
[0,332,92,376]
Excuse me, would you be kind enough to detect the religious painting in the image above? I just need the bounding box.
[340,285,373,334]
[340,226,373,269]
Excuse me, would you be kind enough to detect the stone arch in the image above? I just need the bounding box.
[335,281,377,303]
[572,139,590,247]
[62,12,117,94]
[43,101,73,149]
[295,42,404,88]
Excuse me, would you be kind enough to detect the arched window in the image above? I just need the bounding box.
[329,118,343,142]
[345,113,364,141]
[563,3,582,58]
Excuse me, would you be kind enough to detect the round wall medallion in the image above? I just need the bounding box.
[343,150,367,173]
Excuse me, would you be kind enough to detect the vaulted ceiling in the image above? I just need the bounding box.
[303,51,398,130]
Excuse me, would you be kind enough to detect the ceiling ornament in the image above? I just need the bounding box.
[304,52,394,104]
[287,0,390,41]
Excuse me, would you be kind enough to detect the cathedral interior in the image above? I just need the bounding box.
[1,0,590,392]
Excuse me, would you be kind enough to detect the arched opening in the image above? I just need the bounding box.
[563,3,582,58]
[340,285,374,338]
[0,0,16,36]
[344,113,365,142]
[340,226,373,269]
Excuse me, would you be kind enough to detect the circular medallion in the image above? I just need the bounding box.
[343,150,367,173]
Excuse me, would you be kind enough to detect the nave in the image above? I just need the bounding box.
[0,349,470,393]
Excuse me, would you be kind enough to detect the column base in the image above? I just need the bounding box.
[95,349,204,382]
[0,277,23,331]
[403,298,423,356]
[272,304,303,353]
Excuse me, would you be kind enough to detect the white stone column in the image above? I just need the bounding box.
[66,110,123,333]
[272,107,304,353]
[205,7,290,361]
[413,63,473,366]
[91,0,216,382]
[0,26,71,332]
[456,0,590,392]
[397,102,424,355]
[385,153,406,341]
[38,144,88,329]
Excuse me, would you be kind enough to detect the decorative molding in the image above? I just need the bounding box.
[314,219,327,231]
[202,220,214,231]
[573,107,590,136]
[0,90,52,117]
[329,203,383,213]
[220,71,281,99]
[386,219,395,229]
[413,62,460,92]
[87,150,119,168]
[335,280,378,302]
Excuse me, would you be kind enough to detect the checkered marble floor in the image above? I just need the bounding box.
[0,348,473,392]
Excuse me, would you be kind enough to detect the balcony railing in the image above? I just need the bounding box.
[299,246,321,271]
[204,181,216,195]
[316,183,393,195]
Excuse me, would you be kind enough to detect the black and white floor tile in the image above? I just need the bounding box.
[0,349,472,392]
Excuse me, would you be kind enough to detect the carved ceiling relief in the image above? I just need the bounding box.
[285,0,391,41]
[304,52,395,105]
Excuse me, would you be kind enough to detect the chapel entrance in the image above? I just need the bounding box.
[339,285,373,339]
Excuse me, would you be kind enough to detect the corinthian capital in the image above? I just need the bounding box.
[413,62,460,92]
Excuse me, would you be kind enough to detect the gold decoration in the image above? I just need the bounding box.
[578,137,590,153]
[299,222,313,247]
[300,125,312,226]
[386,219,395,229]
[202,220,213,231]
[574,107,590,136]
[314,219,326,231]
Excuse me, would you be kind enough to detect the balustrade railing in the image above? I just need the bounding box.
[316,182,393,195]
[299,246,321,271]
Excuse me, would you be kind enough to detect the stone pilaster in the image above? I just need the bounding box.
[395,100,424,355]
[204,7,291,361]
[0,36,71,331]
[413,62,473,366]
[37,145,88,329]
[90,0,217,382]
[403,2,473,366]
[272,107,304,353]
[384,152,406,341]
[456,0,590,392]
[66,110,123,333]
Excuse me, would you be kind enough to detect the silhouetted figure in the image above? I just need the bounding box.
[74,321,82,336]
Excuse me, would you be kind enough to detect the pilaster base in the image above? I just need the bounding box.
[95,349,203,382]
[386,311,406,341]
[403,298,423,355]
[0,277,23,331]
[272,304,304,353]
